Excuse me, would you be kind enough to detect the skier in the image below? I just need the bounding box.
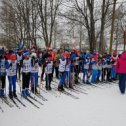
[64,54,71,88]
[45,56,53,90]
[6,54,17,98]
[0,49,7,97]
[97,57,102,83]
[102,54,108,82]
[74,54,80,84]
[54,49,61,79]
[111,51,118,80]
[21,51,31,97]
[16,50,22,81]
[106,54,112,82]
[91,56,98,84]
[82,54,91,84]
[58,54,66,91]
[31,52,39,93]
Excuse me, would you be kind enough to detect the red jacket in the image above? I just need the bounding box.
[116,53,126,74]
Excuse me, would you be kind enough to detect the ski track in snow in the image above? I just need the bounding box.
[0,80,126,126]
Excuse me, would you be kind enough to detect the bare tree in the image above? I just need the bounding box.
[36,0,62,48]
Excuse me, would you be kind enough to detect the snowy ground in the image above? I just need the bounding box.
[0,79,126,126]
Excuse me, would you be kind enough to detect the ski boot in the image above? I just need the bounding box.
[25,89,30,96]
[22,90,27,97]
[45,85,49,90]
[58,85,62,91]
[31,87,35,93]
[13,91,17,98]
[9,91,13,99]
[0,89,2,97]
[86,80,91,85]
[49,85,52,90]
[0,89,5,97]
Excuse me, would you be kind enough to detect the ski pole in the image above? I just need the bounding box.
[34,73,35,95]
[5,76,7,97]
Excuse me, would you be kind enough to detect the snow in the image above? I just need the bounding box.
[0,79,126,126]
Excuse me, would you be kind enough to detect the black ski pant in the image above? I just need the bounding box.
[0,76,6,89]
[22,72,31,89]
[119,74,126,94]
[17,63,21,80]
[107,68,111,81]
[41,66,45,80]
[45,74,52,88]
[102,68,107,81]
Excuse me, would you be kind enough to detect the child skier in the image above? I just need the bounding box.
[82,54,91,84]
[102,55,107,82]
[97,57,102,83]
[21,52,31,97]
[111,51,118,80]
[16,50,22,81]
[6,54,17,98]
[45,56,53,90]
[31,52,39,93]
[0,49,7,97]
[106,54,112,82]
[91,57,98,84]
[58,55,66,91]
[65,56,71,88]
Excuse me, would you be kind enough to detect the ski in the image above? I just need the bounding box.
[14,97,26,107]
[72,88,88,95]
[35,94,48,101]
[0,105,4,113]
[79,81,102,88]
[59,90,79,99]
[24,97,40,109]
[9,97,21,109]
[65,87,80,94]
[74,84,87,91]
[49,89,61,97]
[38,87,48,94]
[1,97,14,108]
[28,95,44,106]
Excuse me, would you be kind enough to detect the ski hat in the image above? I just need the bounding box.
[60,54,65,61]
[113,51,117,56]
[9,49,14,55]
[31,48,35,53]
[23,51,30,59]
[48,56,53,61]
[31,52,37,58]
[18,49,23,53]
[93,55,98,61]
[10,54,17,60]
[53,48,57,52]
[106,54,111,59]
[86,53,91,59]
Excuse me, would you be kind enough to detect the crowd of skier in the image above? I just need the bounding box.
[0,45,125,100]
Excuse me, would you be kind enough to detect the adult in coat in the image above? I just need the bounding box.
[116,52,126,94]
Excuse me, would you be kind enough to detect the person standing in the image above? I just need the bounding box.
[16,50,23,81]
[6,54,17,98]
[116,52,126,94]
[45,56,53,90]
[0,49,7,97]
[58,55,66,91]
[21,52,31,97]
[31,52,39,93]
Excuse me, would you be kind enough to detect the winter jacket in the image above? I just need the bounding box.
[116,53,126,74]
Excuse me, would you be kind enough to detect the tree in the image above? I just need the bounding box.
[36,0,62,48]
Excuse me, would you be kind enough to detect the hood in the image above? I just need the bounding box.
[120,53,126,60]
